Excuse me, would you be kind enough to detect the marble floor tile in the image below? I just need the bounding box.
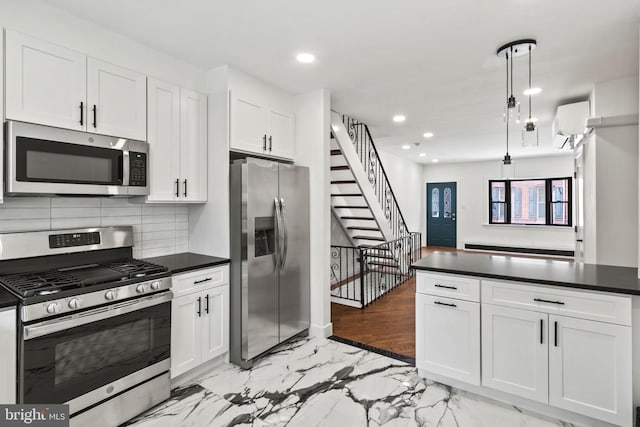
[128,338,578,427]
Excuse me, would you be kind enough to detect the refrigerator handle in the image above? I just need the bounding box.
[274,197,283,271]
[280,197,288,269]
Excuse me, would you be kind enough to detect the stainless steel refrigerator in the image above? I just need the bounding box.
[230,157,310,368]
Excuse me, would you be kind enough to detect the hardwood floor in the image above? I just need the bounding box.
[330,246,570,360]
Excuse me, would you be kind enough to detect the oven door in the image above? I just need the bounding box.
[20,292,171,414]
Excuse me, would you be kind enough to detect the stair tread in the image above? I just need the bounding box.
[358,244,390,249]
[341,216,375,220]
[331,193,363,197]
[367,260,399,267]
[363,253,394,259]
[330,166,350,171]
[333,205,369,209]
[353,235,385,241]
[347,226,381,231]
[331,180,357,184]
[330,149,342,155]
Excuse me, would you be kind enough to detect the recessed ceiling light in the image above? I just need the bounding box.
[423,132,434,138]
[523,87,542,96]
[393,115,406,123]
[296,53,315,63]
[419,153,426,157]
[432,159,439,163]
[401,145,410,150]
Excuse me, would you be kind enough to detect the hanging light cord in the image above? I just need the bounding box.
[510,46,514,99]
[528,45,532,121]
[506,51,510,156]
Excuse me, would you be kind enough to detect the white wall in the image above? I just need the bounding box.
[421,155,576,251]
[295,89,332,338]
[376,148,423,233]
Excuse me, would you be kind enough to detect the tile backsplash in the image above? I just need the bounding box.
[0,196,188,259]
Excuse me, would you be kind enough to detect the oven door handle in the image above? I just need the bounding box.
[23,291,172,340]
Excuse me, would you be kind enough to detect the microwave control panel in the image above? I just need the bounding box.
[129,152,147,187]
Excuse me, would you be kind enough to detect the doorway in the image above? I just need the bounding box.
[426,182,457,247]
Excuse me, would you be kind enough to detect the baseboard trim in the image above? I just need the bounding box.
[309,322,333,338]
[464,243,574,258]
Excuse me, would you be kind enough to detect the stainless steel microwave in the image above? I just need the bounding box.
[5,120,149,196]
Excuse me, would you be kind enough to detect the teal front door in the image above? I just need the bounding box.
[426,182,457,247]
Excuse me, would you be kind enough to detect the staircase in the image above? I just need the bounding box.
[330,112,421,307]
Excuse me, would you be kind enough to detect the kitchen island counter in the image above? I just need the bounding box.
[144,252,230,275]
[412,251,640,295]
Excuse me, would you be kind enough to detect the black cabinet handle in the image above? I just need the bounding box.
[435,284,457,290]
[79,102,84,126]
[175,179,180,197]
[92,104,97,128]
[434,301,457,308]
[194,277,212,285]
[268,135,272,152]
[540,319,543,344]
[197,296,202,317]
[205,294,209,314]
[263,134,267,151]
[183,179,188,197]
[554,321,558,347]
[534,298,565,305]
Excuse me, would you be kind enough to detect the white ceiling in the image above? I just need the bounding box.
[43,0,640,164]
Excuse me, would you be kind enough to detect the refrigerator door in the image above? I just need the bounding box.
[243,159,280,360]
[278,163,310,342]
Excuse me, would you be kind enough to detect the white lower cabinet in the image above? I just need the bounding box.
[171,266,229,378]
[416,272,633,427]
[481,304,548,403]
[548,315,631,427]
[416,294,480,385]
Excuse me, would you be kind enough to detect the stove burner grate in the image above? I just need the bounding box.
[0,271,83,297]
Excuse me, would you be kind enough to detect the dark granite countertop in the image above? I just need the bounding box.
[412,251,640,295]
[0,286,19,309]
[144,252,230,275]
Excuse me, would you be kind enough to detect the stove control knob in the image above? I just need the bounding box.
[105,290,117,301]
[68,298,80,309]
[46,302,61,314]
[151,281,161,290]
[136,284,147,294]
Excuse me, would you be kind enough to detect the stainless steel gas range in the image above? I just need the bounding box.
[0,226,171,426]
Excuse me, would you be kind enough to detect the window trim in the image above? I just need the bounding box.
[489,177,573,227]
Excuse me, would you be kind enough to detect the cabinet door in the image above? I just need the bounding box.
[229,91,267,155]
[170,294,202,378]
[416,294,480,385]
[87,58,146,140]
[549,315,632,426]
[201,285,229,363]
[5,30,86,131]
[147,78,180,202]
[180,89,208,202]
[481,304,548,403]
[267,107,295,160]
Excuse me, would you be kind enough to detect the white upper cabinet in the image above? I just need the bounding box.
[87,58,147,140]
[5,30,146,140]
[147,78,181,202]
[147,78,207,203]
[5,30,86,131]
[229,81,295,160]
[180,89,208,202]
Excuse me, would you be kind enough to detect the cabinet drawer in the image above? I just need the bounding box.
[416,272,480,302]
[481,279,631,326]
[172,265,228,298]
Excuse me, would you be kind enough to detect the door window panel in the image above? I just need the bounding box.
[431,188,440,218]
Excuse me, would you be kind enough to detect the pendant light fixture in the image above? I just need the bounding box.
[522,43,539,147]
[496,39,537,173]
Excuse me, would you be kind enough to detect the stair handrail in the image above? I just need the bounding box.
[341,114,410,238]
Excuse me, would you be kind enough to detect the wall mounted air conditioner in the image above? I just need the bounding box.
[552,101,590,149]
